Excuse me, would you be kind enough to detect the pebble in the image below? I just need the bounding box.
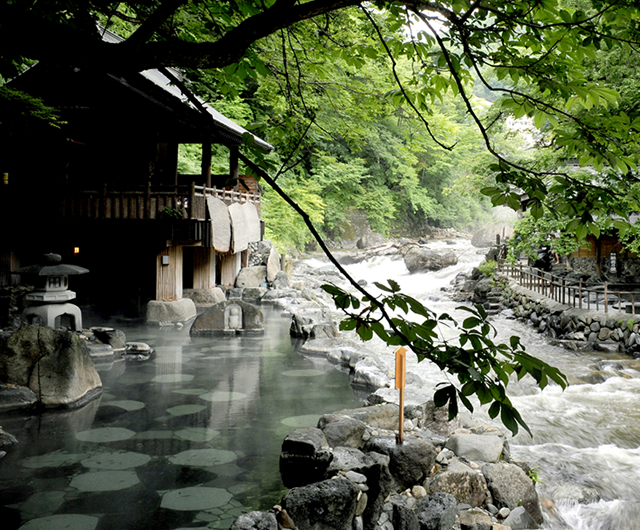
[378,512,389,525]
[486,503,499,515]
[345,471,367,483]
[411,485,427,499]
[498,507,510,518]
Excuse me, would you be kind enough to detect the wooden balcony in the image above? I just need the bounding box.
[59,182,261,221]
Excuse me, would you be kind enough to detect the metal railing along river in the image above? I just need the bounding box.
[498,261,640,315]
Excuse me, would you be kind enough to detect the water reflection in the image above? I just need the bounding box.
[0,308,361,530]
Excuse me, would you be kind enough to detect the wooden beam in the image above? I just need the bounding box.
[202,142,212,188]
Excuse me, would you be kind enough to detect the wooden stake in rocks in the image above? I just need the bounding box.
[395,346,407,444]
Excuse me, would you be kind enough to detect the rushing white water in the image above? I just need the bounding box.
[326,239,640,530]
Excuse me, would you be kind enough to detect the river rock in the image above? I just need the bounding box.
[458,507,493,530]
[235,266,267,288]
[320,415,368,448]
[445,433,504,463]
[364,435,437,491]
[392,502,420,530]
[320,404,400,431]
[415,492,458,530]
[90,327,127,351]
[404,246,458,273]
[426,459,487,507]
[0,383,37,411]
[281,478,359,530]
[279,428,333,488]
[183,287,226,306]
[190,300,264,335]
[230,510,278,530]
[0,325,102,408]
[290,309,339,340]
[326,448,393,530]
[482,463,543,524]
[0,427,18,448]
[146,298,197,324]
[357,233,385,249]
[502,506,539,529]
[272,271,290,289]
[266,246,281,282]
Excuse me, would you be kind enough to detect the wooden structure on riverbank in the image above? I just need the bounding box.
[0,28,272,317]
[499,261,640,315]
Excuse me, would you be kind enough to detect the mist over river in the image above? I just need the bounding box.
[337,239,640,530]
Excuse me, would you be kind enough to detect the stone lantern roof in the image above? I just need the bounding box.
[14,253,89,277]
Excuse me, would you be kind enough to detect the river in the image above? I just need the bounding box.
[338,239,640,530]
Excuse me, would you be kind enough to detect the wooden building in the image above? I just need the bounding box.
[0,28,272,319]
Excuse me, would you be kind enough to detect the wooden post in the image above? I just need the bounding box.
[230,146,239,184]
[395,347,407,444]
[562,278,565,305]
[604,283,608,313]
[189,181,196,220]
[579,279,583,309]
[202,142,212,189]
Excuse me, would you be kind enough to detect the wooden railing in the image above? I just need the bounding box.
[59,182,260,221]
[498,261,640,315]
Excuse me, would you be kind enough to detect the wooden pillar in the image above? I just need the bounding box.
[219,252,241,288]
[156,244,183,301]
[230,146,239,184]
[202,142,212,189]
[193,247,216,289]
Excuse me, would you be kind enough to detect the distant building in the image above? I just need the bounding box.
[0,27,272,319]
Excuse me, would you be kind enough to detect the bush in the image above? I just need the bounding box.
[478,260,498,277]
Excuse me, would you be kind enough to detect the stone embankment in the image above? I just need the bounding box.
[470,273,640,357]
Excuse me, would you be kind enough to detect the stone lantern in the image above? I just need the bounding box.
[14,253,89,331]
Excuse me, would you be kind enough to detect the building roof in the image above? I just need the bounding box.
[99,27,273,152]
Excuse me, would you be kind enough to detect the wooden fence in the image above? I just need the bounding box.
[498,261,640,315]
[59,183,260,221]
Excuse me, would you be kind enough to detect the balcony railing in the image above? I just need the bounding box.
[59,182,260,221]
[499,261,640,315]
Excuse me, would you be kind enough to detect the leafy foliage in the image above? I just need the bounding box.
[321,280,567,435]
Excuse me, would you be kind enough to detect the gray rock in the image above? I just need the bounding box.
[0,325,102,409]
[146,298,196,324]
[242,287,267,302]
[235,266,267,288]
[272,271,290,289]
[445,433,504,463]
[552,484,601,504]
[0,383,37,412]
[282,478,359,530]
[415,492,458,530]
[482,463,543,525]
[404,246,458,273]
[0,427,18,448]
[426,460,487,507]
[320,404,400,432]
[266,246,281,282]
[90,327,127,351]
[364,436,437,491]
[279,428,333,488]
[326,448,392,530]
[598,327,612,341]
[182,287,226,306]
[190,300,264,335]
[321,416,368,449]
[392,502,419,530]
[458,508,492,530]
[502,506,539,529]
[290,309,339,340]
[230,510,278,530]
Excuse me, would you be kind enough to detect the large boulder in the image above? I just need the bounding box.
[403,247,457,273]
[320,415,368,449]
[482,463,543,525]
[426,459,487,507]
[281,478,359,530]
[146,298,197,324]
[290,309,339,340]
[190,300,264,335]
[182,288,226,306]
[235,266,267,288]
[445,433,505,463]
[364,435,437,491]
[279,428,333,488]
[0,325,102,408]
[415,492,458,530]
[471,222,512,248]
